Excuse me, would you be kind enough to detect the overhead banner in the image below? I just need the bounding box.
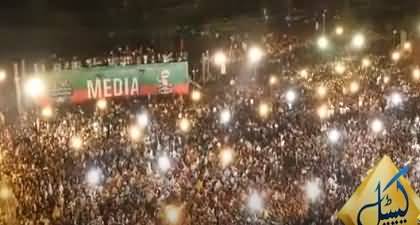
[42,62,190,103]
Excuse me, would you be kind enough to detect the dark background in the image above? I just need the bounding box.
[0,0,418,27]
[0,0,418,60]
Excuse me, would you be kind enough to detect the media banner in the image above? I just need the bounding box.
[43,62,190,103]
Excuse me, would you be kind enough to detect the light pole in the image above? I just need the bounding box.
[322,10,327,34]
[392,29,398,47]
[13,63,24,115]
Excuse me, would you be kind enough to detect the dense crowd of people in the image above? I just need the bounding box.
[0,30,419,225]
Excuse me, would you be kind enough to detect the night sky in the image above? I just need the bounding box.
[0,0,415,61]
[0,0,417,28]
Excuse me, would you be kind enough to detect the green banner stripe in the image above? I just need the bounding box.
[41,62,190,103]
[44,62,189,88]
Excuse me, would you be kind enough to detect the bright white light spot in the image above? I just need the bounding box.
[390,92,402,106]
[317,104,330,120]
[335,26,344,36]
[128,125,142,141]
[362,58,371,68]
[220,109,231,124]
[413,68,420,81]
[248,47,264,63]
[24,77,46,98]
[219,147,235,168]
[86,168,103,187]
[137,112,149,127]
[41,106,53,118]
[164,205,181,224]
[342,87,348,95]
[384,76,391,84]
[351,33,365,49]
[403,41,412,51]
[258,102,271,118]
[269,76,278,85]
[0,185,11,200]
[328,129,341,144]
[92,122,100,133]
[285,90,297,104]
[158,155,171,172]
[305,180,322,203]
[317,36,329,50]
[96,99,107,110]
[317,85,327,98]
[214,51,227,65]
[391,51,401,62]
[371,119,384,134]
[334,63,346,75]
[191,90,202,102]
[70,136,83,150]
[179,118,191,132]
[299,69,309,79]
[349,81,360,94]
[0,70,6,82]
[248,192,264,213]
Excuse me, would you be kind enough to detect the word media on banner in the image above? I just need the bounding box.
[42,62,190,103]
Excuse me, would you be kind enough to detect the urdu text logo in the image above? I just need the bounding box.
[338,156,420,225]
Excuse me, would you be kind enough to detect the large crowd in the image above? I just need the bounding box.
[0,30,420,225]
